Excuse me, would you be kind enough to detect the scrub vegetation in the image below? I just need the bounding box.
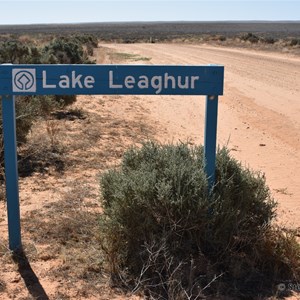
[1,22,299,54]
[100,142,300,299]
[0,34,97,183]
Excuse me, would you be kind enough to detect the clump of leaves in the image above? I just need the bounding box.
[42,37,94,64]
[263,37,277,44]
[0,40,32,63]
[99,142,300,299]
[240,32,260,43]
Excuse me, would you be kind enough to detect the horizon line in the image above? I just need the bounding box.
[1,20,300,26]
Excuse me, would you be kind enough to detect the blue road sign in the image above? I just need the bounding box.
[0,65,223,96]
[0,64,224,251]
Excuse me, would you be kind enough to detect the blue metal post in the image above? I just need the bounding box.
[204,95,219,191]
[2,95,22,251]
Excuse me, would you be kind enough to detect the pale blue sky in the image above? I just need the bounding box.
[0,1,299,25]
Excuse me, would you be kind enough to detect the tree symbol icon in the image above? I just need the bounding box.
[14,71,35,91]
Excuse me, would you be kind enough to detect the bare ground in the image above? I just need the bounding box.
[0,43,299,299]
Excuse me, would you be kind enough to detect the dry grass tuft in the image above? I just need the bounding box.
[21,180,105,296]
[108,52,151,62]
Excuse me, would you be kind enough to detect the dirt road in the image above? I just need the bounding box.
[104,43,300,227]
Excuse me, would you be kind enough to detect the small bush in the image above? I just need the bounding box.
[72,34,98,48]
[290,39,300,46]
[42,37,95,64]
[99,142,300,298]
[218,35,226,42]
[0,40,31,63]
[263,37,277,44]
[241,32,260,44]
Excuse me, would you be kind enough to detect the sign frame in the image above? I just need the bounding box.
[0,64,224,250]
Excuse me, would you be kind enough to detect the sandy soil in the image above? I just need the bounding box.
[105,43,300,228]
[0,43,299,299]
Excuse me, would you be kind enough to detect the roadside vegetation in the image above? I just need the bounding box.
[0,34,97,183]
[100,142,300,299]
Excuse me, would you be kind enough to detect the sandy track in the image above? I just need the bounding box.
[104,43,300,227]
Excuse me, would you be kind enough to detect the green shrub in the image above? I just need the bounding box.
[0,40,33,64]
[99,142,299,298]
[72,34,98,48]
[42,37,95,64]
[218,35,226,42]
[290,39,300,46]
[241,32,260,43]
[263,37,277,44]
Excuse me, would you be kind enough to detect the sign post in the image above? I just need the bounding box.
[0,64,224,250]
[204,95,219,191]
[1,95,21,250]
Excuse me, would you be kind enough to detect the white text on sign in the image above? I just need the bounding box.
[41,70,201,94]
[109,71,200,94]
[42,71,95,89]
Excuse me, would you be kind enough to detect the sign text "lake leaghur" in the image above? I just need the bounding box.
[0,65,224,96]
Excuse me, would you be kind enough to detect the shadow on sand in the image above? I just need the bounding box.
[13,249,49,300]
